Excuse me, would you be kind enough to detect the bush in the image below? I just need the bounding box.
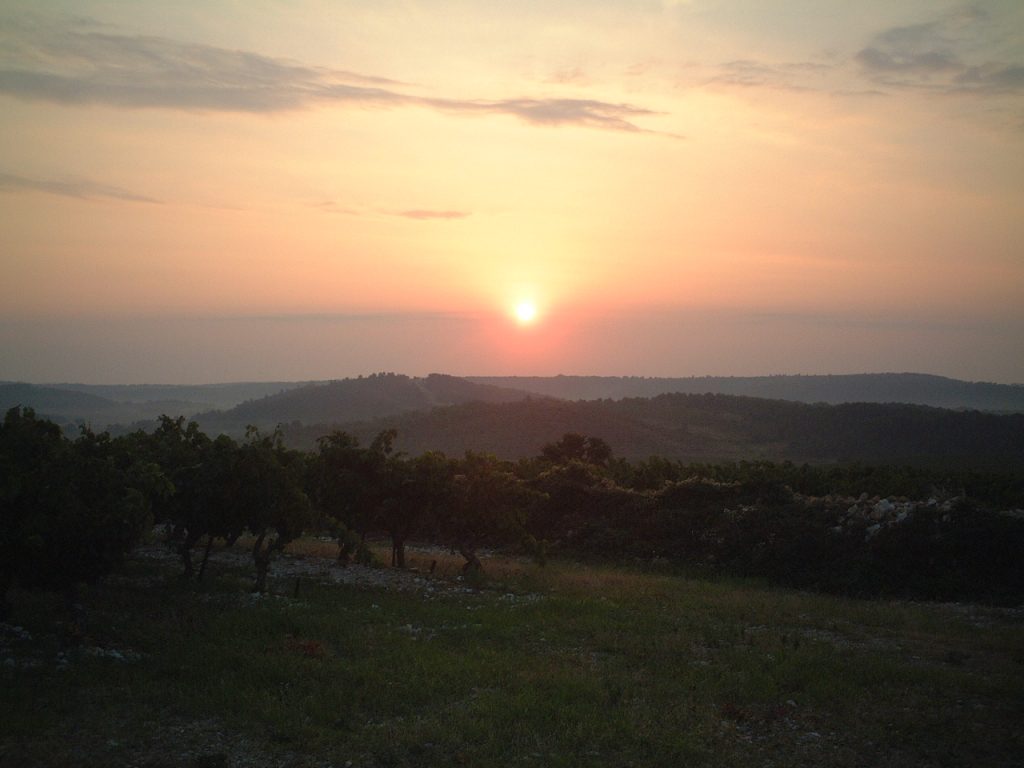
[0,408,160,614]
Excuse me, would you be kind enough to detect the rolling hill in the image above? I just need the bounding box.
[0,382,121,422]
[49,381,306,411]
[195,373,538,433]
[467,373,1024,412]
[281,393,1024,468]
[1,380,308,429]
[9,373,1023,469]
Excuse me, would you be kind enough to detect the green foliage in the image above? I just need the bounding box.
[134,416,246,579]
[0,407,159,604]
[313,429,385,542]
[541,432,613,467]
[438,452,540,572]
[4,407,1022,604]
[236,427,313,592]
[382,450,453,567]
[826,502,1024,601]
[313,428,434,567]
[530,460,642,551]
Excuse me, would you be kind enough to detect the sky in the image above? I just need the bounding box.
[1,0,1022,384]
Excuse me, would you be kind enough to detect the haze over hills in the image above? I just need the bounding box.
[280,394,1024,468]
[194,373,538,433]
[468,374,1024,412]
[49,381,308,411]
[0,382,212,427]
[0,381,305,428]
[5,373,1024,468]
[0,383,121,421]
[4,374,539,430]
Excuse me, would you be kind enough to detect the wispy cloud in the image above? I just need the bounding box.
[0,171,160,203]
[396,209,470,220]
[316,201,472,220]
[543,66,589,86]
[953,63,1024,93]
[428,97,660,132]
[855,20,963,83]
[0,17,663,134]
[694,6,1022,101]
[313,201,364,216]
[709,59,833,91]
[854,9,1024,94]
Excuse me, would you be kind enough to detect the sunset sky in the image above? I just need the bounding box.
[1,0,1022,384]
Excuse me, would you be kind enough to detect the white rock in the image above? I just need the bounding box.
[874,499,895,516]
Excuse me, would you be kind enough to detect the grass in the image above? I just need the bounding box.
[1,539,1022,767]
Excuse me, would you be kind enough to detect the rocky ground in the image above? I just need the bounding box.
[3,537,1021,768]
[2,542,547,768]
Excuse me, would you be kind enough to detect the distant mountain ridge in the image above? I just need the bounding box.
[0,382,118,418]
[0,380,307,428]
[48,381,307,410]
[467,373,1024,412]
[7,373,1023,457]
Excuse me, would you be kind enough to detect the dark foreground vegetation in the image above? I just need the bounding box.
[3,406,1024,613]
[3,405,1024,766]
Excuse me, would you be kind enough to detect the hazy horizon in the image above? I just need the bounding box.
[7,307,1019,386]
[3,309,1022,387]
[2,2,1022,386]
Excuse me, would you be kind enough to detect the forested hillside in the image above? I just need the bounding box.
[0,382,198,427]
[195,373,536,432]
[0,382,118,418]
[0,381,305,428]
[469,373,1024,412]
[11,373,1024,436]
[282,393,1024,468]
[51,381,306,410]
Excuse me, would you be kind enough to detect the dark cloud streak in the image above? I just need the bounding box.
[699,8,1021,100]
[396,209,470,220]
[854,12,1024,94]
[0,20,661,133]
[426,96,658,132]
[0,171,160,203]
[313,202,471,220]
[954,63,1024,93]
[855,46,961,75]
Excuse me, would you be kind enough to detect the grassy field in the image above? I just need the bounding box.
[2,540,1022,767]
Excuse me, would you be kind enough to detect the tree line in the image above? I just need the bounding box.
[3,407,1023,616]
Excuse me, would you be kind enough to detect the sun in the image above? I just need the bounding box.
[514,301,538,325]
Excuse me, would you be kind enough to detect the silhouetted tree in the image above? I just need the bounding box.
[541,433,613,467]
[0,407,164,619]
[137,416,232,579]
[382,450,452,568]
[313,429,397,565]
[236,427,313,592]
[439,452,537,573]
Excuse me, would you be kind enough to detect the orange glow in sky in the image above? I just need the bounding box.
[1,1,1023,383]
